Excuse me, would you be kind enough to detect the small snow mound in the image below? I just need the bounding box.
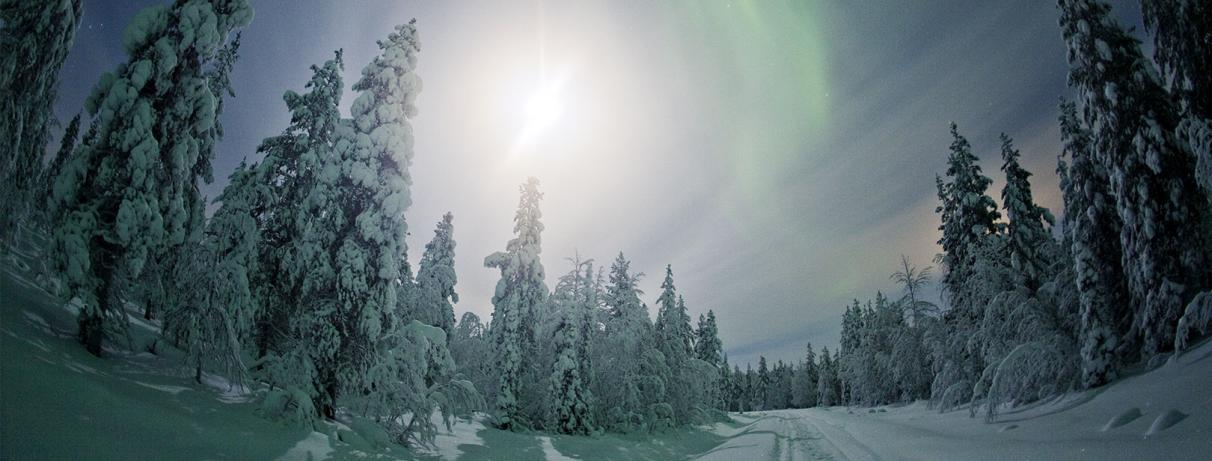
[276,431,333,461]
[201,372,250,404]
[999,424,1018,432]
[1145,410,1188,436]
[1102,407,1143,431]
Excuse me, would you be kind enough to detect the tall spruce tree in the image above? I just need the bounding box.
[548,257,596,434]
[694,310,723,367]
[485,177,548,430]
[414,212,458,333]
[1059,0,1212,358]
[592,252,654,432]
[1058,99,1132,387]
[654,266,694,422]
[999,134,1055,293]
[756,356,771,410]
[247,50,346,366]
[50,0,252,356]
[936,123,1001,306]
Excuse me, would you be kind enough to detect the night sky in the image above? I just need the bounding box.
[52,0,1147,368]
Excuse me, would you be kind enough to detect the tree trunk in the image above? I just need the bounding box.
[78,275,111,357]
[78,311,104,357]
[323,381,338,420]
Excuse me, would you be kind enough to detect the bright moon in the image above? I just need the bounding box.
[514,73,569,152]
[524,88,563,133]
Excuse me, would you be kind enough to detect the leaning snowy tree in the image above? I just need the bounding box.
[0,0,82,238]
[1059,0,1212,358]
[413,212,458,333]
[485,177,549,430]
[49,0,253,356]
[1058,99,1131,387]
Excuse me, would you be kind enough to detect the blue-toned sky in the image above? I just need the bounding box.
[53,0,1146,368]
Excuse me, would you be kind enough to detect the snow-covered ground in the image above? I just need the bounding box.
[3,228,1209,460]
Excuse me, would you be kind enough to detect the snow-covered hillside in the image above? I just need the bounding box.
[4,226,1209,460]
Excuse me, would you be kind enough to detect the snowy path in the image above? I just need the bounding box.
[695,412,845,460]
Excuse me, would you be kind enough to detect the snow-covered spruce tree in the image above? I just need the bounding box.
[653,266,695,422]
[781,361,796,408]
[547,257,596,434]
[847,292,906,406]
[791,343,819,408]
[1058,99,1132,387]
[306,20,423,420]
[1141,0,1212,203]
[719,356,734,410]
[0,0,82,237]
[653,265,688,364]
[485,177,548,430]
[999,134,1056,293]
[240,50,346,422]
[49,0,252,356]
[729,364,745,411]
[1059,0,1212,358]
[413,212,458,333]
[693,310,724,410]
[244,51,345,368]
[591,252,660,432]
[935,124,1001,305]
[694,310,722,366]
[930,124,1001,407]
[143,25,244,323]
[755,356,771,410]
[816,347,836,406]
